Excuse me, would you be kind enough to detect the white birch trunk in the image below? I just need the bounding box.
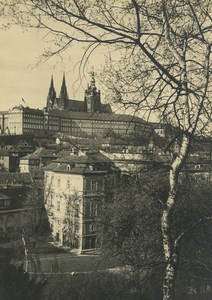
[161,134,190,300]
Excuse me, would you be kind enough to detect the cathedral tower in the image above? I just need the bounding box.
[84,72,101,113]
[58,74,68,110]
[46,76,56,110]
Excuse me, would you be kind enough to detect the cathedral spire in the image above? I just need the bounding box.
[46,75,56,109]
[48,75,56,96]
[58,73,68,110]
[60,73,68,99]
[50,75,55,91]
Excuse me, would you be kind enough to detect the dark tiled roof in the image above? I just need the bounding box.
[23,107,43,115]
[100,104,112,113]
[11,105,43,115]
[42,162,59,171]
[62,99,112,113]
[56,151,111,163]
[21,147,57,160]
[55,164,86,174]
[0,146,33,157]
[47,109,150,125]
[66,99,85,112]
[43,151,113,175]
[43,161,107,175]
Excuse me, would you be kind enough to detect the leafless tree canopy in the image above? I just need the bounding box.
[1,1,211,300]
[2,0,211,133]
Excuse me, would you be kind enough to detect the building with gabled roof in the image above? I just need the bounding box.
[0,146,33,172]
[19,147,57,173]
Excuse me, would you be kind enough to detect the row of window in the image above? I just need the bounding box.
[61,120,72,125]
[55,177,104,192]
[24,119,43,124]
[55,219,96,236]
[56,199,98,218]
[49,120,60,125]
[24,124,43,129]
[6,116,149,135]
[9,113,143,127]
[85,178,104,192]
[90,202,98,217]
[24,113,43,118]
[49,125,60,130]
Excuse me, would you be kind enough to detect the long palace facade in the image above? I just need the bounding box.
[0,73,152,138]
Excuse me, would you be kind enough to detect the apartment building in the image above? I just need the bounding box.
[43,150,119,253]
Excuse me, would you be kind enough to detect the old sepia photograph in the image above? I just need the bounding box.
[0,1,211,299]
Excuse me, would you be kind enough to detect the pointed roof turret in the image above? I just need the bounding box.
[49,75,56,94]
[46,75,57,110]
[60,73,68,99]
[84,71,101,113]
[47,75,56,101]
[90,71,96,89]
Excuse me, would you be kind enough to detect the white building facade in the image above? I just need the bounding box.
[44,151,119,253]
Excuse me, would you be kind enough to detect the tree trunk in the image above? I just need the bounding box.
[162,250,179,300]
[161,134,190,300]
[22,235,30,273]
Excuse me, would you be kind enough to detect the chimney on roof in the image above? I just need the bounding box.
[78,150,86,156]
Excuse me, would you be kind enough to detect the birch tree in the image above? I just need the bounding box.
[1,1,211,299]
[101,170,212,299]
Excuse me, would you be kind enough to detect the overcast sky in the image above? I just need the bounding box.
[0,22,106,111]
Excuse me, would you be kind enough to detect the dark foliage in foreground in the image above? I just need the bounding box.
[0,256,43,300]
[100,170,212,300]
[41,271,149,300]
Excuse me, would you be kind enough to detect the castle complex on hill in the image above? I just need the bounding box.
[46,73,112,114]
[0,73,152,139]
